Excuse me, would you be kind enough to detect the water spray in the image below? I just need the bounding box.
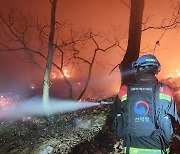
[0,97,113,121]
[109,63,135,76]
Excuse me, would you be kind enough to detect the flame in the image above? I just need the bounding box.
[51,69,71,79]
[63,69,70,78]
[60,69,71,78]
[50,72,58,79]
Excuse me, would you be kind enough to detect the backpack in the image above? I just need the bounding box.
[113,82,175,143]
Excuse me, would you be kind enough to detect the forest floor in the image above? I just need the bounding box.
[0,96,179,154]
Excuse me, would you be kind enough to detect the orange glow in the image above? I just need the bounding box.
[1,0,180,101]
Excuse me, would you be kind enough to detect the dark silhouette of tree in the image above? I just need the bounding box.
[120,0,144,85]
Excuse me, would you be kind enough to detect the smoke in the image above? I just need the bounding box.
[75,118,92,130]
[0,97,100,120]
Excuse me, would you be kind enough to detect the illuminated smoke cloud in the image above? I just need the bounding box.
[0,97,100,120]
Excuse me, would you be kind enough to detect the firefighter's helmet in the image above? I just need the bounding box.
[131,54,161,74]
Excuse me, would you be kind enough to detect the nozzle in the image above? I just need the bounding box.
[99,101,113,105]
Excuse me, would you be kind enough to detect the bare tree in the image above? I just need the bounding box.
[43,0,57,113]
[71,32,117,100]
[0,1,117,102]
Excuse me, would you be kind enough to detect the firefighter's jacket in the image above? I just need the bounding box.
[109,73,180,153]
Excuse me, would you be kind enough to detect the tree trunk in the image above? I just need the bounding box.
[120,0,144,85]
[43,0,57,114]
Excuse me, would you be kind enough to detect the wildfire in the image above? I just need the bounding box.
[51,69,71,79]
[62,69,70,78]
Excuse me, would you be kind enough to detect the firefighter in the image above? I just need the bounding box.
[109,54,180,154]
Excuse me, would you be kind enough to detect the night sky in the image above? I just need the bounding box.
[0,0,180,99]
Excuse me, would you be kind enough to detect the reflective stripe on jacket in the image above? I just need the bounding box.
[123,147,170,154]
